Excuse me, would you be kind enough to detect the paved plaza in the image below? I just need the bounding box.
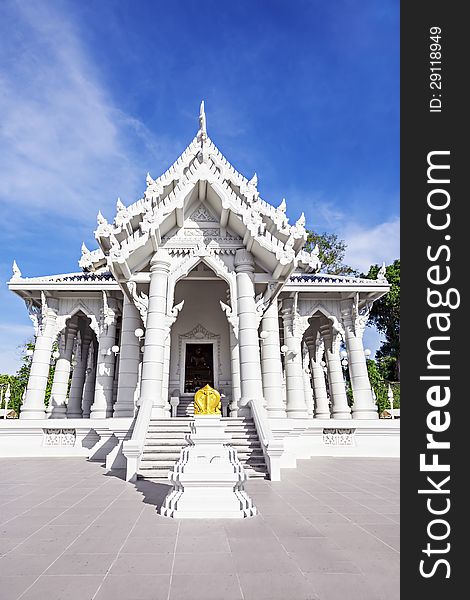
[0,457,399,600]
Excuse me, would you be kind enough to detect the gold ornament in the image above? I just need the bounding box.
[194,384,221,415]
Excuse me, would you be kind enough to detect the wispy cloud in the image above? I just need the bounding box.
[343,217,400,272]
[0,1,177,224]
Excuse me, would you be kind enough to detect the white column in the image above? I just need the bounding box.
[305,332,330,419]
[20,297,58,420]
[82,342,96,418]
[234,249,264,412]
[139,250,171,418]
[114,296,141,417]
[281,299,308,418]
[341,302,378,419]
[67,333,92,418]
[229,327,241,417]
[90,299,118,419]
[50,322,78,418]
[260,301,286,417]
[320,323,351,419]
[162,333,171,417]
[302,344,314,418]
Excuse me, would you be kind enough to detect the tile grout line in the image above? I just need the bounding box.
[15,483,132,600]
[166,519,181,600]
[90,504,146,600]
[1,467,105,527]
[4,477,113,556]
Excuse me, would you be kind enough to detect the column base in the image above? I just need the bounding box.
[66,412,83,419]
[90,407,107,419]
[314,411,331,419]
[331,411,352,419]
[113,407,135,418]
[19,408,46,420]
[267,408,287,418]
[50,406,67,419]
[286,408,309,418]
[352,408,379,419]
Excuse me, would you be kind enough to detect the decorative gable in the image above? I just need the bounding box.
[188,203,218,223]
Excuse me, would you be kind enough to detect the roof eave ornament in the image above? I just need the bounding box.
[11,260,22,280]
[197,100,207,144]
[377,262,387,282]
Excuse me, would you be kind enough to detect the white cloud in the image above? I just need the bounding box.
[0,1,178,223]
[343,217,400,272]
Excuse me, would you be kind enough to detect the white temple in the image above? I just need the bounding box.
[4,103,398,480]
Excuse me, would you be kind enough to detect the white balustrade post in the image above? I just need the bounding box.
[341,301,378,419]
[229,327,241,417]
[114,296,141,417]
[90,298,118,419]
[305,332,330,419]
[320,323,351,419]
[302,344,314,418]
[50,322,78,418]
[162,332,171,417]
[281,298,308,418]
[20,297,58,420]
[260,301,286,417]
[82,342,97,418]
[139,250,171,418]
[234,250,264,413]
[67,333,92,418]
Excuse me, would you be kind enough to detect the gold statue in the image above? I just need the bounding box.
[194,384,221,415]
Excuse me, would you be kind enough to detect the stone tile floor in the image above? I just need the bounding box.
[0,457,399,600]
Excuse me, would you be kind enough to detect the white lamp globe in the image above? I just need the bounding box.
[111,345,120,354]
[134,328,144,339]
[364,348,372,359]
[259,330,269,340]
[52,350,60,360]
[280,345,288,354]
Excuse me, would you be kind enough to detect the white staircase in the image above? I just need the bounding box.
[137,417,268,480]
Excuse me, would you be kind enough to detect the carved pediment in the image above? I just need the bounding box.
[187,203,218,223]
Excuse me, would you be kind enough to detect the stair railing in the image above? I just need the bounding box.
[248,399,284,481]
[122,394,154,482]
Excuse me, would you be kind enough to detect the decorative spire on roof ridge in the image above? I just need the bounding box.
[197,100,207,143]
[12,260,22,280]
[249,173,258,188]
[296,212,306,228]
[116,197,125,211]
[278,198,286,213]
[97,210,107,225]
[377,262,387,282]
[81,242,89,255]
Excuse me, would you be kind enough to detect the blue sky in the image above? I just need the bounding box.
[0,0,399,373]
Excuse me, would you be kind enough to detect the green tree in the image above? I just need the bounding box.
[304,230,358,276]
[363,259,400,380]
[0,339,56,417]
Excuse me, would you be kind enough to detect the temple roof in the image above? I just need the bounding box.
[82,102,320,283]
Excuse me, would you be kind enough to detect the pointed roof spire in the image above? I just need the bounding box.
[81,242,89,255]
[97,210,107,225]
[198,100,207,141]
[278,198,286,213]
[377,262,387,281]
[249,173,258,187]
[116,197,125,211]
[12,260,22,279]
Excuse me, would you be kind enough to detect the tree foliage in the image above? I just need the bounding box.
[304,230,358,276]
[0,339,56,417]
[363,259,400,380]
[366,359,400,415]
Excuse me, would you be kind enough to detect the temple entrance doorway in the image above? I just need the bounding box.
[184,343,214,393]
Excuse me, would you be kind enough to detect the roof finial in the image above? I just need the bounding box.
[116,197,125,212]
[97,210,107,225]
[81,242,89,255]
[377,261,387,282]
[198,100,207,141]
[12,260,22,279]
